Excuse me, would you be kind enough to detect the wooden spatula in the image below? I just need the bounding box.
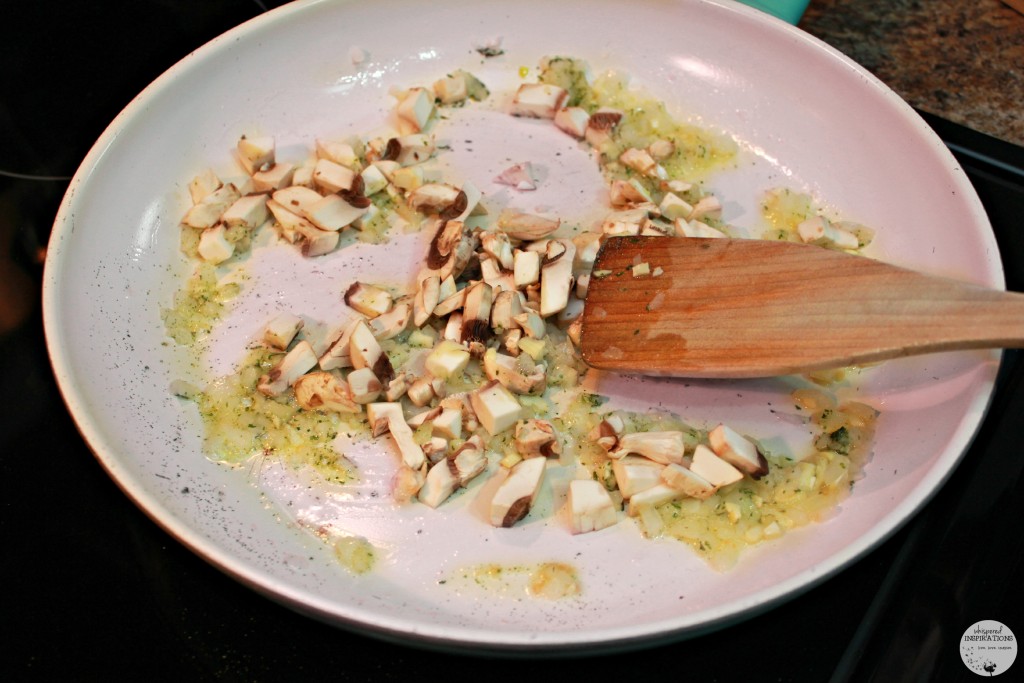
[579,237,1024,378]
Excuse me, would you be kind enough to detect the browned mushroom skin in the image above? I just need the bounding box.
[750,449,770,480]
[438,190,468,221]
[501,496,532,527]
[426,220,460,269]
[381,137,401,161]
[588,111,623,130]
[372,353,396,385]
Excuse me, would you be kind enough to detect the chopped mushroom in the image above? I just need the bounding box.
[367,301,412,340]
[660,463,717,499]
[396,87,435,133]
[344,282,393,318]
[567,479,618,534]
[367,402,425,471]
[708,424,769,479]
[489,456,546,527]
[554,107,590,138]
[183,184,241,229]
[540,239,576,317]
[197,224,235,264]
[496,210,560,241]
[611,455,665,499]
[237,135,275,174]
[510,83,568,119]
[482,348,546,395]
[346,367,382,404]
[514,419,561,458]
[690,443,744,488]
[263,312,304,350]
[610,431,686,465]
[257,340,318,397]
[469,380,523,435]
[293,371,360,413]
[419,435,488,508]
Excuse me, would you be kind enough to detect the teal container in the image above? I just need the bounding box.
[738,0,811,24]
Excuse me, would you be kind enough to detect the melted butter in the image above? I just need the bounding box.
[441,562,581,600]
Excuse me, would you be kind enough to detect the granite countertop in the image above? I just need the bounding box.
[799,0,1024,147]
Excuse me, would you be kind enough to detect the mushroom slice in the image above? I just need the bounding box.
[359,164,388,197]
[619,148,659,176]
[470,380,524,436]
[796,215,859,250]
[568,479,618,534]
[708,424,769,479]
[266,198,314,243]
[584,108,623,149]
[236,135,275,174]
[610,431,686,465]
[316,138,361,168]
[384,372,411,402]
[479,231,515,270]
[676,218,727,239]
[460,281,493,348]
[510,83,568,119]
[609,179,653,207]
[496,210,560,241]
[611,456,665,499]
[221,194,269,230]
[431,406,463,440]
[252,163,295,193]
[183,184,241,229]
[293,371,360,413]
[513,249,542,288]
[366,402,425,471]
[197,224,235,264]
[396,87,435,133]
[347,367,382,404]
[554,107,590,139]
[689,195,723,222]
[312,158,357,194]
[294,223,341,257]
[690,443,744,488]
[263,312,304,351]
[658,192,695,221]
[348,319,384,371]
[302,194,368,232]
[422,437,449,464]
[393,133,436,166]
[189,168,221,204]
[425,219,477,282]
[513,309,547,339]
[406,406,442,430]
[515,419,561,458]
[319,318,361,371]
[412,275,441,327]
[419,436,487,508]
[626,483,682,517]
[660,463,717,500]
[443,311,465,343]
[490,289,524,333]
[479,257,516,294]
[433,72,469,104]
[393,464,426,504]
[406,377,435,407]
[368,301,412,341]
[482,348,546,395]
[407,183,462,215]
[257,341,318,397]
[434,287,468,318]
[590,414,625,451]
[344,282,393,319]
[272,186,324,214]
[490,456,546,527]
[540,239,576,317]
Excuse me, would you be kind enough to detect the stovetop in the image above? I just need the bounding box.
[2,3,1021,680]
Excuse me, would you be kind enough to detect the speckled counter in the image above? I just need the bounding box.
[799,0,1024,147]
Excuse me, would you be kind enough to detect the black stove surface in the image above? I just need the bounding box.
[2,3,1021,681]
